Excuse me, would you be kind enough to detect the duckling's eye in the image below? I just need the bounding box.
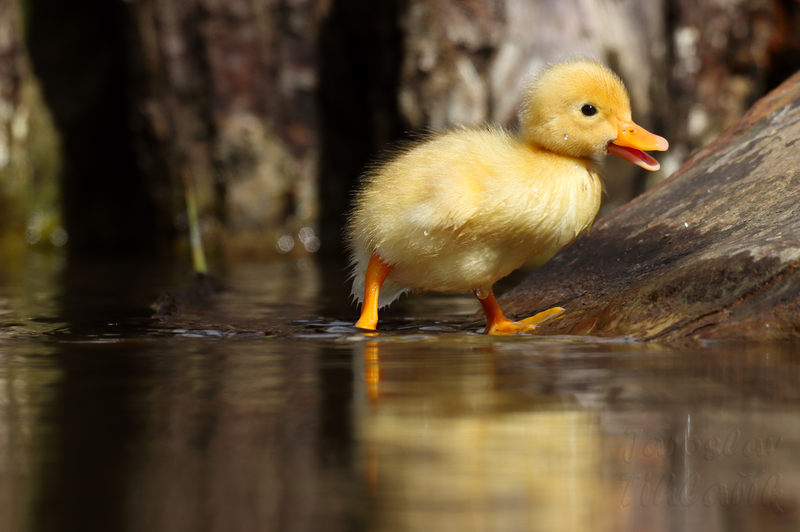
[581,104,597,117]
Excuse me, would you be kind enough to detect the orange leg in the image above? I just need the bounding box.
[355,254,393,330]
[475,288,565,335]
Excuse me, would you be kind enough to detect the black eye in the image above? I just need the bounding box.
[581,104,597,117]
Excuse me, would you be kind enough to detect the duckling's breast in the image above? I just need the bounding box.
[508,155,604,252]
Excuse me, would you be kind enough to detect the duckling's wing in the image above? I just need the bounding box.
[389,129,505,232]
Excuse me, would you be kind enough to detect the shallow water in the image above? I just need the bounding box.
[1,256,799,532]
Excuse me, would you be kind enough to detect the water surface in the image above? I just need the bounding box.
[0,256,798,531]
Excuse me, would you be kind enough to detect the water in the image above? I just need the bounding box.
[1,255,799,531]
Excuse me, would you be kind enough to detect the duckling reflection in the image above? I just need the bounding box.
[353,339,616,531]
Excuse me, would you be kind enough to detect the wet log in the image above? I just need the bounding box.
[501,68,800,343]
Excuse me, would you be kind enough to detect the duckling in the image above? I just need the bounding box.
[346,58,668,334]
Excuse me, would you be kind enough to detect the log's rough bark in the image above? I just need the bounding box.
[501,69,800,343]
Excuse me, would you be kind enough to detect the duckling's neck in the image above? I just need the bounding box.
[519,135,603,175]
[520,121,611,163]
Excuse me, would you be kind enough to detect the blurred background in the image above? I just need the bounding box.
[2,4,800,532]
[1,0,800,266]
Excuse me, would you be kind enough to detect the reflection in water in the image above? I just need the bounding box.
[122,341,357,532]
[0,342,61,532]
[353,337,800,532]
[0,259,799,531]
[357,338,608,531]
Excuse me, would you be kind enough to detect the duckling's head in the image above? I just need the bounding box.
[520,58,667,170]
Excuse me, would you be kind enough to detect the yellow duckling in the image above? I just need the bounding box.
[347,58,668,334]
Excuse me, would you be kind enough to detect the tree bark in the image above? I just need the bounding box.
[128,0,326,259]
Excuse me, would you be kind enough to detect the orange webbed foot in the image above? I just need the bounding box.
[475,287,564,335]
[485,306,565,335]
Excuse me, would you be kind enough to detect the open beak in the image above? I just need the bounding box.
[607,120,669,171]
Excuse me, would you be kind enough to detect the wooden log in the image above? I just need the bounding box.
[501,69,800,343]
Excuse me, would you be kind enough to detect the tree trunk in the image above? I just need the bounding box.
[128,0,325,260]
[27,0,173,258]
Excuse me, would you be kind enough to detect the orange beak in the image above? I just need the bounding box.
[607,120,669,171]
